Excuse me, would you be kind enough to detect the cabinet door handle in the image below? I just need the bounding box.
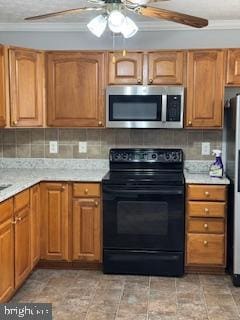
[137,78,142,84]
[98,121,103,127]
[84,188,89,195]
[11,220,17,225]
[13,120,18,126]
[16,217,22,222]
[203,240,208,246]
[204,223,208,229]
[149,79,153,84]
[94,201,99,207]
[61,186,65,191]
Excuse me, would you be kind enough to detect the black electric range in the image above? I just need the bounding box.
[102,148,185,277]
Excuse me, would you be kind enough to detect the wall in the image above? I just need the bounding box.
[0,128,222,161]
[0,29,240,50]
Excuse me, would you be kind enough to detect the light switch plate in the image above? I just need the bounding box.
[49,141,58,154]
[79,141,87,153]
[201,142,210,156]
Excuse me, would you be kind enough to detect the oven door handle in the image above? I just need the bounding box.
[103,187,184,195]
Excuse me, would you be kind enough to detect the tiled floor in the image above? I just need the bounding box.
[10,269,240,320]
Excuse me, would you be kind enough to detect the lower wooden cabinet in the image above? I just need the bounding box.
[0,199,14,302]
[14,205,31,288]
[186,184,227,273]
[187,234,225,265]
[73,198,101,262]
[40,182,70,261]
[30,184,40,268]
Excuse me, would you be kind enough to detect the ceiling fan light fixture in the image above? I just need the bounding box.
[108,10,125,33]
[121,16,138,38]
[87,14,107,37]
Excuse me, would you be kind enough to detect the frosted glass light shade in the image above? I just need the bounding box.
[127,0,149,4]
[108,10,125,33]
[87,15,107,38]
[121,17,138,38]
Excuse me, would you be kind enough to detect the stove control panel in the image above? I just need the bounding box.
[110,149,183,163]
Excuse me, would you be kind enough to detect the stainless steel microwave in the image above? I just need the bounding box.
[106,85,184,128]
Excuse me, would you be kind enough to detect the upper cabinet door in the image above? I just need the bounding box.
[226,49,240,86]
[186,50,225,128]
[47,51,105,127]
[108,52,143,84]
[148,51,185,85]
[0,45,7,127]
[9,48,44,127]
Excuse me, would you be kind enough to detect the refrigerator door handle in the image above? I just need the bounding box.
[238,150,240,192]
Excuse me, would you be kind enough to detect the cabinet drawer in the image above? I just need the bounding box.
[73,183,100,198]
[187,185,226,201]
[187,234,225,266]
[188,201,226,218]
[14,189,30,212]
[188,218,224,234]
[0,199,13,224]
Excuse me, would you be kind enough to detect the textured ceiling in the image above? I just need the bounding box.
[0,0,239,24]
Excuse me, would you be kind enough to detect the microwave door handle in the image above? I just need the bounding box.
[162,94,167,123]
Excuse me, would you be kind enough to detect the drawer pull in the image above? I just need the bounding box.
[203,240,208,246]
[204,208,209,213]
[205,191,210,196]
[95,201,99,207]
[84,188,89,194]
[204,223,208,229]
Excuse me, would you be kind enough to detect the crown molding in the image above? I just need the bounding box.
[0,20,240,32]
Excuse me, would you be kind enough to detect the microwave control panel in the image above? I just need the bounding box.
[167,95,182,122]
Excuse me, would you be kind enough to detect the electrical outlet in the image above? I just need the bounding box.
[79,141,87,153]
[201,142,210,156]
[49,141,58,154]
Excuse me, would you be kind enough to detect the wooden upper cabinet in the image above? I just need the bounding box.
[47,51,105,127]
[0,45,7,127]
[226,49,240,86]
[0,199,14,302]
[9,48,44,127]
[148,51,185,85]
[30,184,40,268]
[186,50,225,128]
[108,52,143,84]
[40,183,69,261]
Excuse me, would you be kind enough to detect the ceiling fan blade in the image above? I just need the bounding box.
[136,6,208,28]
[25,7,103,21]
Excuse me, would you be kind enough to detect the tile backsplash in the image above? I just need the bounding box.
[0,128,222,160]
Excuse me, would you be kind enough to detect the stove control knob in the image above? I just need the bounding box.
[151,153,157,160]
[171,152,179,161]
[113,153,121,161]
[164,152,171,161]
[122,153,129,160]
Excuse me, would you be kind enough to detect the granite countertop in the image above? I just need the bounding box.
[184,171,230,185]
[0,168,108,202]
[0,167,230,203]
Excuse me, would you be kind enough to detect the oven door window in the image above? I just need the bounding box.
[109,95,162,121]
[117,201,168,236]
[103,187,184,251]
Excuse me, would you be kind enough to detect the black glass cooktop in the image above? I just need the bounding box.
[102,170,185,186]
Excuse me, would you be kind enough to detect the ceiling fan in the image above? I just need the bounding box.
[25,0,208,38]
